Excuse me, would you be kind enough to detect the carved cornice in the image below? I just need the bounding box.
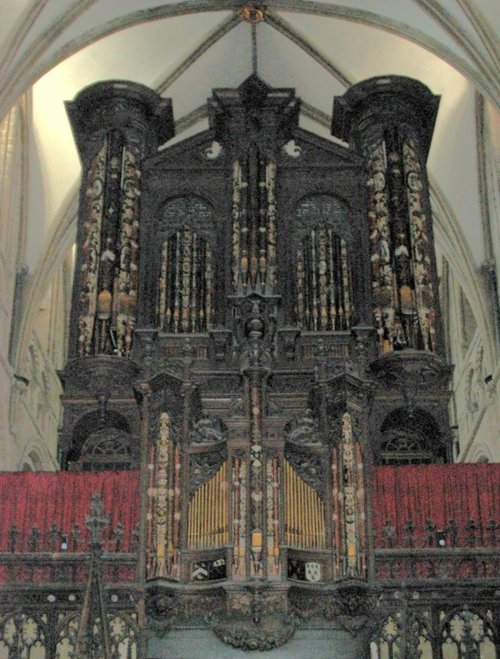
[189,444,227,496]
[208,74,300,153]
[189,413,228,445]
[284,444,325,496]
[319,370,375,414]
[142,370,185,396]
[66,80,174,160]
[369,350,453,390]
[58,355,140,398]
[332,75,440,161]
[284,409,323,447]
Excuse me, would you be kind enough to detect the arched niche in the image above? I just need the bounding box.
[375,408,446,465]
[66,409,136,471]
[441,608,497,658]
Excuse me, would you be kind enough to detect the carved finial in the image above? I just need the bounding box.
[383,519,395,548]
[28,526,41,552]
[182,337,194,382]
[8,524,18,552]
[465,518,478,547]
[97,393,108,421]
[402,520,414,548]
[111,521,124,552]
[85,493,109,550]
[71,524,81,551]
[315,340,327,381]
[48,522,61,551]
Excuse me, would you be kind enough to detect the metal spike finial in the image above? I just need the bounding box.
[85,493,109,549]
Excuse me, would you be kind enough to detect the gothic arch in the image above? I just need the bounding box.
[12,188,77,376]
[154,195,216,333]
[64,409,136,470]
[470,445,494,464]
[431,176,497,368]
[292,193,354,331]
[18,438,57,472]
[0,610,48,657]
[1,0,498,125]
[376,408,446,465]
[441,607,498,658]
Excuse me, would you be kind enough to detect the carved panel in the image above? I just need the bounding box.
[189,445,227,496]
[189,413,227,445]
[283,446,324,497]
[284,409,323,446]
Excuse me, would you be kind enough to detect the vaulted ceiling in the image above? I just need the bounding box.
[1,0,498,273]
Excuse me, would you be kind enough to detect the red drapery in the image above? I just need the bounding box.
[0,470,140,553]
[372,464,500,547]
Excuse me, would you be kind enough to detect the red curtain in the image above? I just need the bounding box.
[0,471,140,553]
[372,464,500,547]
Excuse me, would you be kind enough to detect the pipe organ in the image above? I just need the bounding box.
[59,74,455,653]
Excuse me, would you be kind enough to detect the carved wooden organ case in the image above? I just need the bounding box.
[59,75,453,618]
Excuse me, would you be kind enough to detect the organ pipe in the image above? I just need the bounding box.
[187,462,229,549]
[284,460,325,549]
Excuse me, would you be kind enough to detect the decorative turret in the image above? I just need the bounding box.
[332,76,442,355]
[66,80,174,358]
[58,81,174,470]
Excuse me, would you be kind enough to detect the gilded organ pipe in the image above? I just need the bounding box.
[187,462,229,549]
[284,459,325,549]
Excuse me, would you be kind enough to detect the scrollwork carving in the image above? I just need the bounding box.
[285,408,323,446]
[189,412,227,445]
[147,589,225,633]
[284,445,324,496]
[189,445,227,496]
[213,615,296,651]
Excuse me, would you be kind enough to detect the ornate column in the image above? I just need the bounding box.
[142,376,185,583]
[244,318,270,579]
[208,76,299,580]
[332,76,442,355]
[314,371,373,582]
[67,81,174,358]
